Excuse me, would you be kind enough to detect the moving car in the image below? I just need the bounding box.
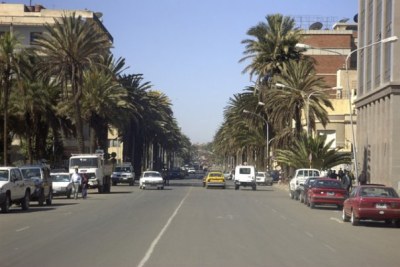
[139,171,164,190]
[342,184,400,227]
[256,171,273,186]
[111,163,135,186]
[234,165,257,190]
[51,172,73,198]
[204,171,225,189]
[306,178,347,209]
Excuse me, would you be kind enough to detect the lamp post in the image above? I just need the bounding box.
[243,108,270,170]
[296,36,398,179]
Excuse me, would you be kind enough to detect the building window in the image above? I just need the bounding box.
[384,0,393,82]
[30,32,42,45]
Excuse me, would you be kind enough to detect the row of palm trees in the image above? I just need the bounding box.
[0,13,191,173]
[213,14,352,174]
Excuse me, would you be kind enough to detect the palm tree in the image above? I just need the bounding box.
[0,32,26,164]
[274,133,352,170]
[240,13,302,85]
[34,13,112,153]
[261,59,333,141]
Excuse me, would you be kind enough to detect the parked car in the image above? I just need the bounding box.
[139,171,164,190]
[306,178,348,209]
[342,184,400,227]
[298,177,320,204]
[204,171,225,189]
[0,167,32,213]
[51,172,73,198]
[20,164,53,206]
[111,163,135,186]
[289,168,320,200]
[256,171,273,186]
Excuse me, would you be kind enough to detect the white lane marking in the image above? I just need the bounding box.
[271,208,277,213]
[137,187,192,267]
[16,226,30,232]
[324,243,336,253]
[280,215,287,220]
[305,231,314,238]
[330,217,343,224]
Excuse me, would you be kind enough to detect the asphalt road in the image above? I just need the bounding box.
[1,179,399,267]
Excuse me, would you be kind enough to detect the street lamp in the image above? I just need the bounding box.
[296,36,398,179]
[243,108,270,170]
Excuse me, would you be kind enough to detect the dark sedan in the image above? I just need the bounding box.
[342,184,400,227]
[307,178,348,209]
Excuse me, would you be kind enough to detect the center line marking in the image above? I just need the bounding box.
[137,187,192,267]
[16,226,30,232]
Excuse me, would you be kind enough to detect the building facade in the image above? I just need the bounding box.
[357,0,400,189]
[299,21,358,171]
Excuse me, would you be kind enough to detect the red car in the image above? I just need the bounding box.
[342,184,400,227]
[307,178,348,209]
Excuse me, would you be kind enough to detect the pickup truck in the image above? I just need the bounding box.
[0,167,33,213]
[289,168,320,200]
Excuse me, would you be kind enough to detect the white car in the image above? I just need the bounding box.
[50,172,73,198]
[139,171,164,190]
[256,171,273,186]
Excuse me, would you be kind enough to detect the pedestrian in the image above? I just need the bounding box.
[81,173,88,199]
[358,170,367,185]
[71,167,82,199]
[338,168,344,180]
[342,171,351,192]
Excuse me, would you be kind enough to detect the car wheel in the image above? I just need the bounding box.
[310,202,315,209]
[350,210,359,226]
[67,189,72,199]
[299,193,304,203]
[337,205,343,210]
[1,195,11,213]
[252,184,256,191]
[395,220,400,228]
[385,219,393,225]
[46,191,53,205]
[290,191,294,199]
[235,184,239,190]
[21,191,30,211]
[342,208,350,222]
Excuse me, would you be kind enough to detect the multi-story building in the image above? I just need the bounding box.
[299,20,358,171]
[357,0,400,188]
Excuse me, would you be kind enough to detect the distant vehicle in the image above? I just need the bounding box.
[51,172,73,198]
[0,167,32,213]
[256,171,273,186]
[139,171,164,190]
[203,171,225,189]
[234,165,257,190]
[167,168,183,179]
[20,164,53,206]
[342,184,400,227]
[111,163,134,186]
[187,168,196,174]
[307,178,348,209]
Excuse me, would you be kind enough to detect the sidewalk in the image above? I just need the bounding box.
[274,181,289,192]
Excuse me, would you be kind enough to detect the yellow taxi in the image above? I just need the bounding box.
[203,171,225,189]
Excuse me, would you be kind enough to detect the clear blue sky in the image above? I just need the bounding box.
[7,0,358,144]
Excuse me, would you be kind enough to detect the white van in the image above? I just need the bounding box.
[234,165,257,190]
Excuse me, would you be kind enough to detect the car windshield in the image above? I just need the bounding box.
[360,187,399,198]
[256,172,265,177]
[209,173,222,177]
[239,168,251,174]
[70,158,98,168]
[0,170,9,181]
[51,174,70,182]
[144,172,161,177]
[115,166,131,172]
[21,168,41,179]
[313,180,342,188]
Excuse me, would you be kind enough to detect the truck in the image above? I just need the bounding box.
[289,168,320,200]
[69,153,113,193]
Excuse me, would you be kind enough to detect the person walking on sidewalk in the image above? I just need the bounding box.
[71,167,82,199]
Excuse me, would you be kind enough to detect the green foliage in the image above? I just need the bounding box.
[274,133,352,170]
